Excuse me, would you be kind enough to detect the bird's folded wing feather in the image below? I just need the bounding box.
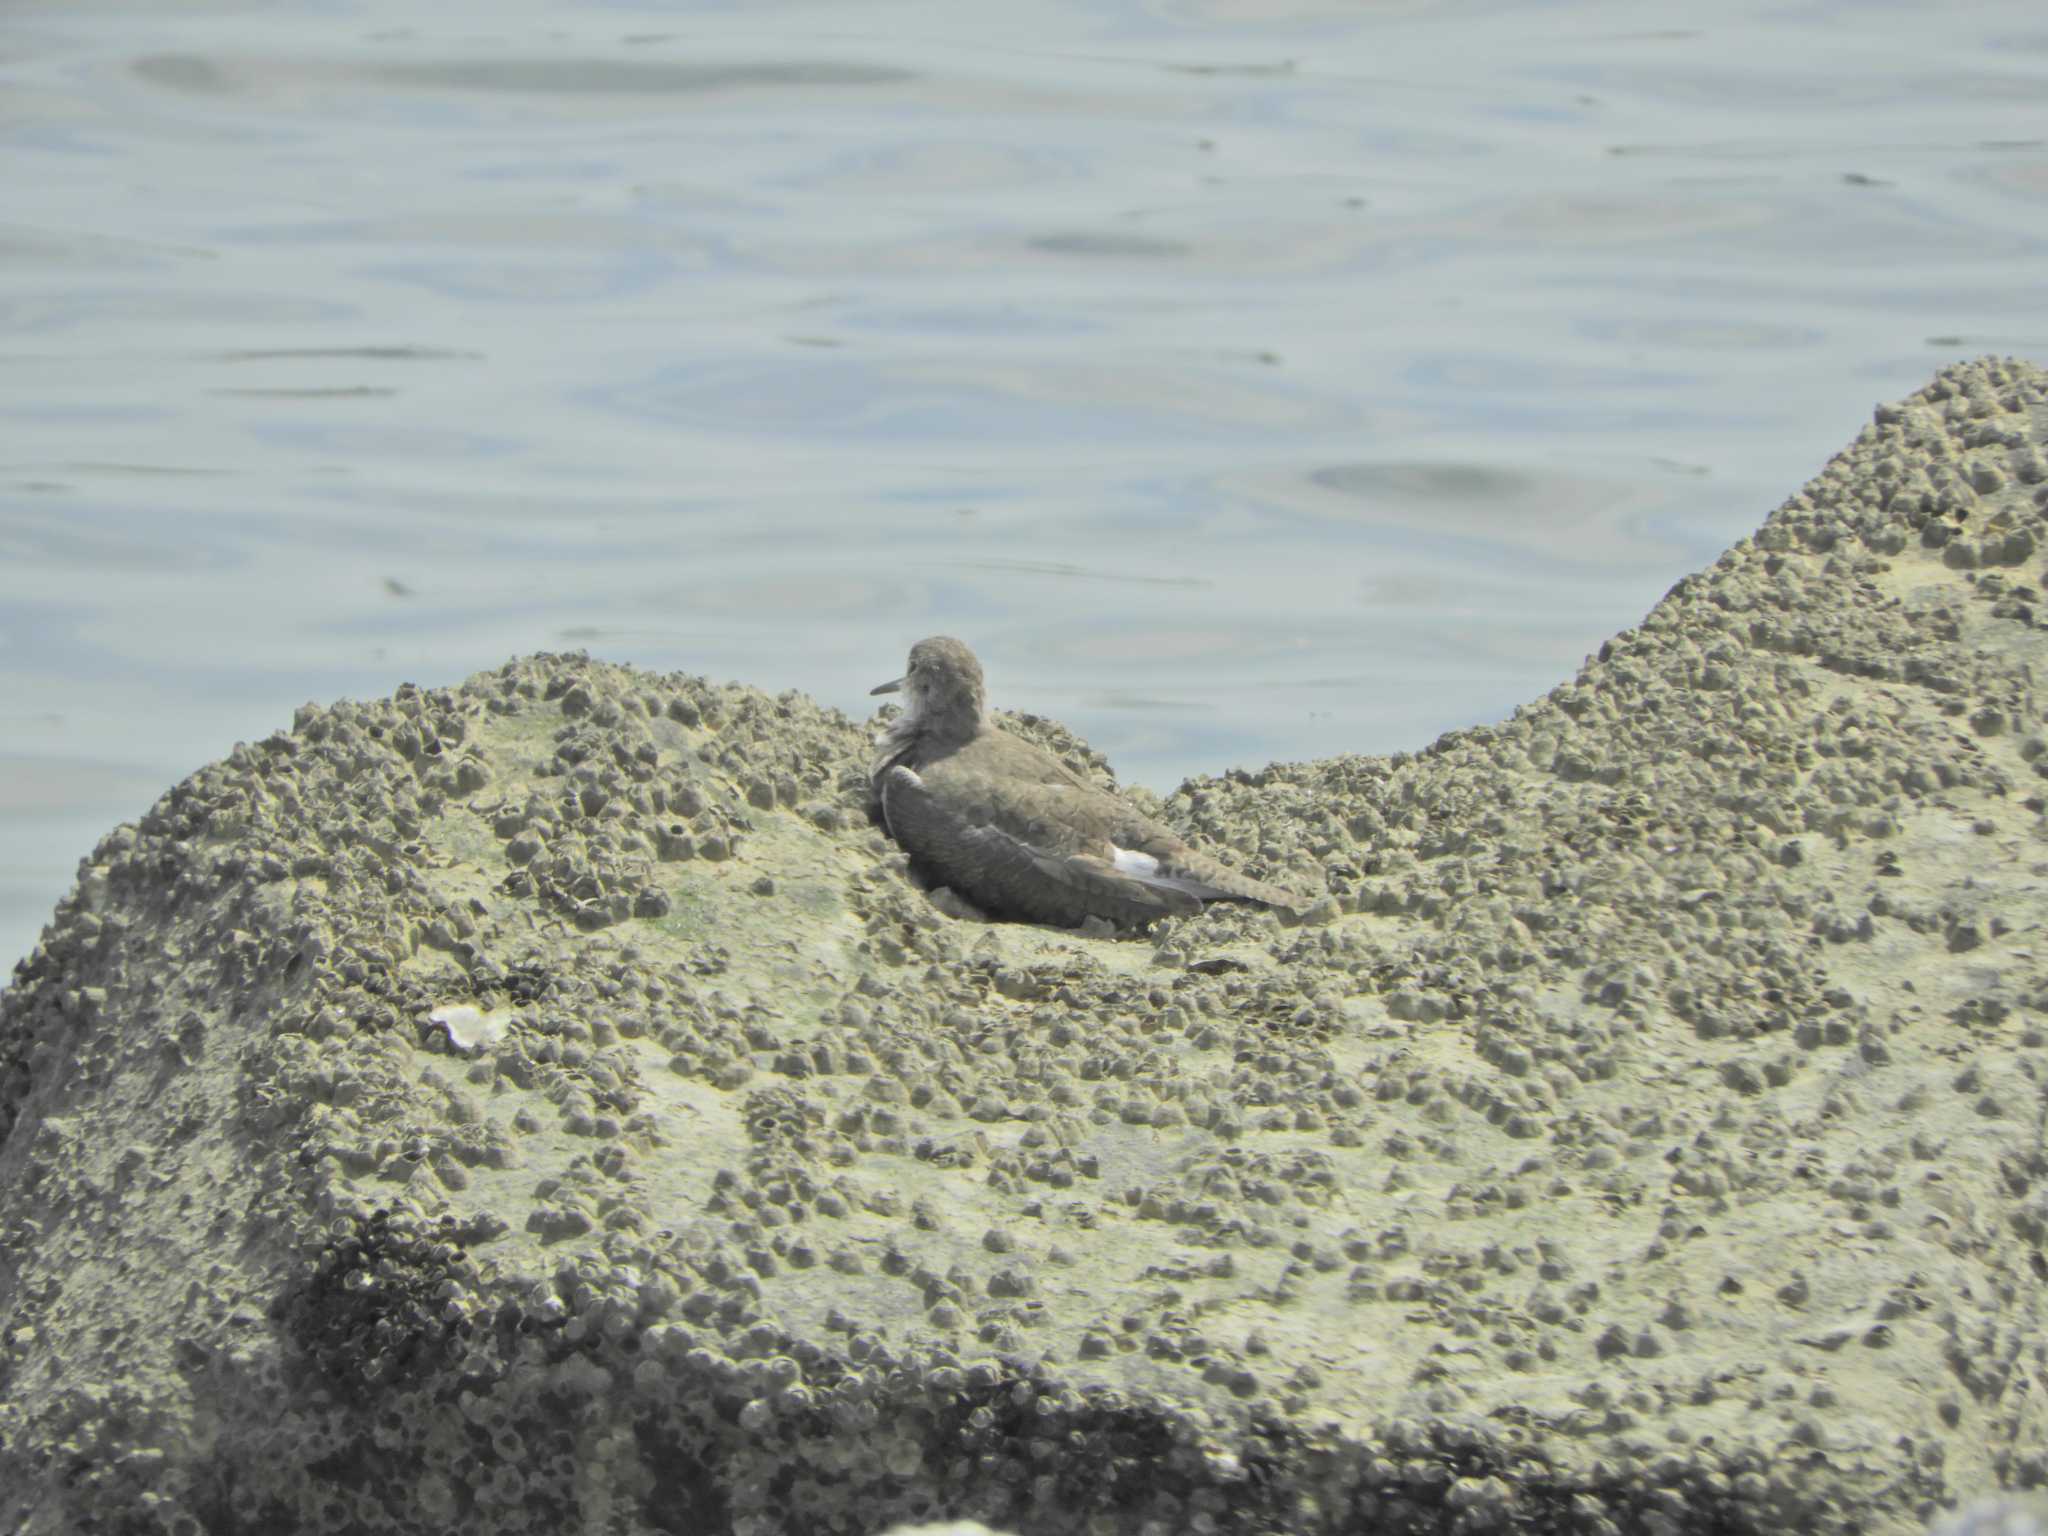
[967,753,1307,914]
[879,767,1198,925]
[1015,782,1306,914]
[1148,850,1304,912]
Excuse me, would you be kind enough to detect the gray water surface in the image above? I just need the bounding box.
[5,0,2047,972]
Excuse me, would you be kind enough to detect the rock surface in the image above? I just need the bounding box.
[4,358,2048,1535]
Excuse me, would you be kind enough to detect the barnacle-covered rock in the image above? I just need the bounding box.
[5,359,2048,1535]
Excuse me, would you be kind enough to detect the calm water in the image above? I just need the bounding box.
[4,0,2047,974]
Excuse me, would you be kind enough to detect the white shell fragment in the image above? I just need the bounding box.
[428,1003,511,1054]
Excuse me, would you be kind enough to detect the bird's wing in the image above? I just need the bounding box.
[975,728,1108,793]
[1102,844,1244,903]
[969,734,1307,913]
[878,767,1199,927]
[995,772,1306,913]
[1101,840,1304,912]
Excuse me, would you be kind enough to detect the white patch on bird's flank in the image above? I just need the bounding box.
[429,1003,512,1053]
[1110,845,1160,877]
[878,765,922,838]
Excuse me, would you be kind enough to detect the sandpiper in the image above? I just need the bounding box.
[868,636,1304,929]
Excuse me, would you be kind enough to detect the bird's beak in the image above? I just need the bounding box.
[870,675,905,697]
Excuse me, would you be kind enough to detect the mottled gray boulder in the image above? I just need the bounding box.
[4,358,2048,1535]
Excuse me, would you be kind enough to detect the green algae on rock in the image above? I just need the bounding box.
[4,357,2048,1535]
